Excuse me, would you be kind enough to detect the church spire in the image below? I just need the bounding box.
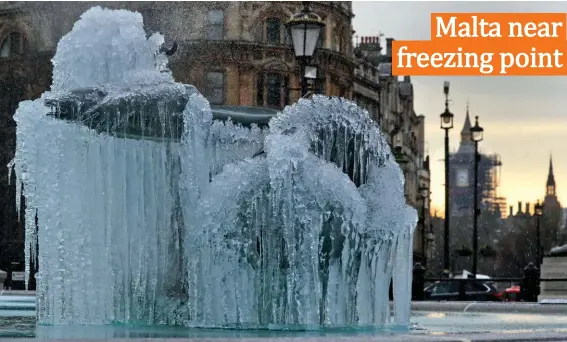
[547,154,556,186]
[460,101,472,143]
[546,154,556,196]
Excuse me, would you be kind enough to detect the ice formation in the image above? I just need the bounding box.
[190,97,417,328]
[13,6,417,329]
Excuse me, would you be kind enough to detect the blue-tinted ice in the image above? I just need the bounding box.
[12,6,417,329]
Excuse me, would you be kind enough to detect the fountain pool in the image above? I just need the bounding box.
[12,5,416,332]
[3,300,567,341]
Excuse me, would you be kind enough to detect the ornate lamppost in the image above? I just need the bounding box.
[286,2,326,97]
[440,81,454,276]
[534,200,543,265]
[418,185,430,267]
[470,116,484,278]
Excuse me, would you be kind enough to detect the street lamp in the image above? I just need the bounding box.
[418,185,430,267]
[534,199,543,265]
[470,115,484,278]
[286,1,326,97]
[440,81,454,277]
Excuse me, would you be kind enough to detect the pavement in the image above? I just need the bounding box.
[410,301,567,314]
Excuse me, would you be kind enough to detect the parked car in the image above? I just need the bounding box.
[424,280,503,301]
[503,285,522,302]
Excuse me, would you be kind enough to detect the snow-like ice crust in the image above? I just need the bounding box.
[13,6,417,329]
[51,6,173,93]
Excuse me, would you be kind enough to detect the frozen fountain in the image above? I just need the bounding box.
[12,7,417,330]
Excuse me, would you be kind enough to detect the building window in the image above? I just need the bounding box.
[0,37,11,58]
[253,24,263,42]
[317,31,325,49]
[0,32,23,58]
[254,17,288,45]
[266,18,281,45]
[253,17,324,47]
[256,72,289,109]
[207,9,224,40]
[205,71,225,105]
[332,25,345,53]
[285,29,292,46]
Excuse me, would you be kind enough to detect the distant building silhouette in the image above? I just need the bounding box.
[492,158,564,276]
[449,107,505,219]
[496,201,538,277]
[542,155,562,252]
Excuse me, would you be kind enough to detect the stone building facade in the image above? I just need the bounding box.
[2,1,356,106]
[493,158,564,277]
[352,36,432,264]
[157,1,356,107]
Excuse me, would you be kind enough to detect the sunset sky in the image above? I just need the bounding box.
[352,1,567,214]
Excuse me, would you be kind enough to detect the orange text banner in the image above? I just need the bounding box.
[430,13,567,41]
[392,12,567,76]
[392,40,567,76]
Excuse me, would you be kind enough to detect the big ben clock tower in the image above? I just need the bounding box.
[448,104,502,274]
[542,155,562,252]
[449,107,475,218]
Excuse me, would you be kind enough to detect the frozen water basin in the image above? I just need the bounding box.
[0,317,414,340]
[3,298,567,341]
[2,316,567,341]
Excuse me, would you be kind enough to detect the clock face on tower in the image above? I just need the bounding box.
[456,168,469,187]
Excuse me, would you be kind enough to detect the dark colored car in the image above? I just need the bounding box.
[424,280,503,301]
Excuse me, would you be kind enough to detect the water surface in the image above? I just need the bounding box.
[4,311,567,338]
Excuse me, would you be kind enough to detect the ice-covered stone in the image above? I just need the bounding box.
[51,6,174,93]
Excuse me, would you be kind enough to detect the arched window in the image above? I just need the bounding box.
[254,17,289,45]
[332,24,345,53]
[266,18,281,45]
[256,72,289,109]
[0,37,11,58]
[1,32,23,58]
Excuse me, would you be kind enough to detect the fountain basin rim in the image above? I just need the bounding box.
[43,87,278,141]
